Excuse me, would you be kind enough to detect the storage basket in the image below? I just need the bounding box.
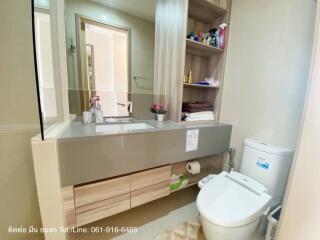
[265,205,282,240]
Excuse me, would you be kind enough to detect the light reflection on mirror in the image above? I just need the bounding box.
[34,0,59,128]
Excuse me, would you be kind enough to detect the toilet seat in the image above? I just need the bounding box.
[197,171,271,228]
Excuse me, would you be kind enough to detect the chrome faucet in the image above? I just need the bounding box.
[117,101,134,115]
[127,101,133,115]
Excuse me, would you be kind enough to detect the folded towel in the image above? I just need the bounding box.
[184,111,215,121]
[183,107,213,113]
[182,101,214,114]
[186,111,214,117]
[183,101,213,109]
[185,115,215,121]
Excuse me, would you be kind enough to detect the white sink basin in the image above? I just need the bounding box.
[95,122,155,133]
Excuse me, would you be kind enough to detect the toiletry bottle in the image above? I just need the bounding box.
[95,102,104,124]
[188,69,193,84]
[89,95,100,123]
[218,23,227,49]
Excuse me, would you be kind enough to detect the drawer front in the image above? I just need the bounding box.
[62,186,76,228]
[130,165,171,191]
[76,193,130,226]
[131,181,170,208]
[74,176,130,207]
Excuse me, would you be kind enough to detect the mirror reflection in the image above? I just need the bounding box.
[65,0,156,118]
[34,0,58,129]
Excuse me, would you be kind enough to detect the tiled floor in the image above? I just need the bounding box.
[112,202,265,240]
[113,203,199,240]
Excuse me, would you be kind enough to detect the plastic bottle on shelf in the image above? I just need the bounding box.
[218,23,227,49]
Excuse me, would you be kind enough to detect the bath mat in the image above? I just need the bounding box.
[154,218,205,240]
[153,218,265,240]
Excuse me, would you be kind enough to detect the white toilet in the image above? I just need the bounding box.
[197,139,293,240]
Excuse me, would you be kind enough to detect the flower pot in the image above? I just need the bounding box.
[157,114,165,122]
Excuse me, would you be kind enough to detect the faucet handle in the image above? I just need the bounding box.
[117,102,127,107]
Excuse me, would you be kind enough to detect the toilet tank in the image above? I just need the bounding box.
[240,139,293,207]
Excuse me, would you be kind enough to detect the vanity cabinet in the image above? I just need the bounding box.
[62,165,171,227]
[130,165,171,207]
[74,176,131,208]
[76,194,131,227]
[73,176,131,226]
[130,165,171,191]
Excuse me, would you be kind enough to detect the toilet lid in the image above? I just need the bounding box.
[197,171,272,228]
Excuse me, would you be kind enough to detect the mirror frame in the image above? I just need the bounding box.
[31,0,45,140]
[32,0,71,139]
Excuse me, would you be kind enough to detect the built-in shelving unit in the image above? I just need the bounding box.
[170,155,223,193]
[180,0,231,123]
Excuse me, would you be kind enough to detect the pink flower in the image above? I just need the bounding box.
[150,103,168,114]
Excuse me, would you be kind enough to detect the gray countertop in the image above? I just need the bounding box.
[57,118,232,186]
[58,118,230,139]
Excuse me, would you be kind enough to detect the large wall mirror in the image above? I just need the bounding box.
[66,0,156,118]
[33,0,156,138]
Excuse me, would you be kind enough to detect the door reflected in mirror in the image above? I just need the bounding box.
[65,0,156,118]
[85,44,95,91]
[79,19,130,116]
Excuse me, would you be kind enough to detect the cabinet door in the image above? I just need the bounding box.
[74,175,130,207]
[131,181,170,208]
[130,165,171,191]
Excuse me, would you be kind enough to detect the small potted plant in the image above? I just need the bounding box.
[150,103,168,122]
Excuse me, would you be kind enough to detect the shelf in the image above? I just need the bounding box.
[188,0,227,23]
[170,158,222,193]
[170,181,198,193]
[183,83,219,89]
[186,39,223,57]
[180,119,216,124]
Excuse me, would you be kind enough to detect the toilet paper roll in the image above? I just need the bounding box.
[186,161,201,175]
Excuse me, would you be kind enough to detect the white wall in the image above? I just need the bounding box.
[278,3,320,238]
[0,0,43,239]
[220,0,316,169]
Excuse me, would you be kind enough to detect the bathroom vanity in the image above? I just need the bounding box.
[32,120,231,231]
[31,0,232,239]
[49,120,231,227]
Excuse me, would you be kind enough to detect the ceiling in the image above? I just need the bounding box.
[90,0,156,22]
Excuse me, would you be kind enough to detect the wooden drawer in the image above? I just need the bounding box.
[130,165,171,191]
[76,193,130,226]
[74,176,130,207]
[131,181,170,208]
[62,186,76,227]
